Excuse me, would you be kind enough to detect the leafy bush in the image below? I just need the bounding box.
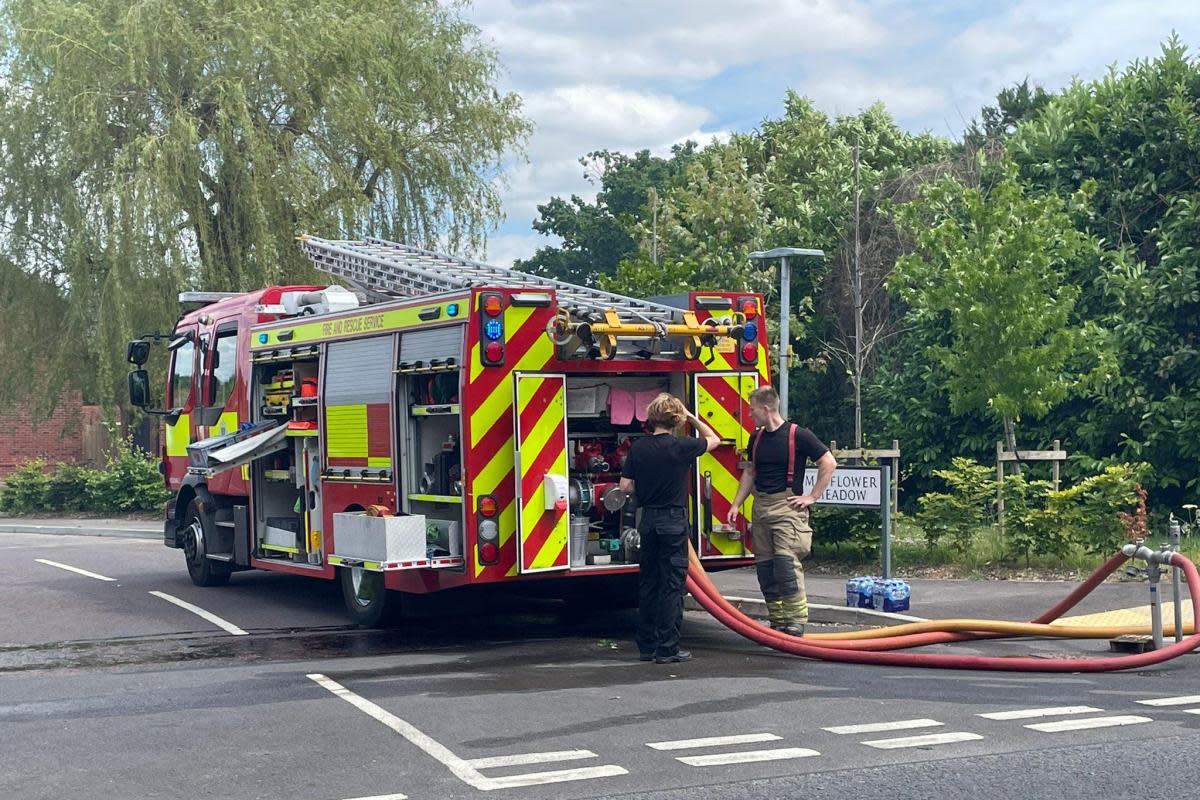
[0,437,168,514]
[0,459,49,513]
[914,457,996,553]
[87,436,170,512]
[1052,464,1147,555]
[813,507,883,558]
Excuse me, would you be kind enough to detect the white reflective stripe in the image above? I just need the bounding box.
[978,705,1102,720]
[467,750,596,769]
[863,732,983,749]
[647,733,781,751]
[35,558,115,582]
[1025,715,1152,733]
[824,719,942,735]
[149,591,247,635]
[1137,695,1200,707]
[482,765,629,789]
[342,795,408,800]
[677,748,820,767]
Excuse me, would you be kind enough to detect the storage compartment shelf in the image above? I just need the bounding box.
[262,543,300,555]
[410,403,460,416]
[292,396,319,407]
[407,493,462,504]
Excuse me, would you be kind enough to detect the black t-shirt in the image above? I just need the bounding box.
[748,423,829,494]
[621,434,707,508]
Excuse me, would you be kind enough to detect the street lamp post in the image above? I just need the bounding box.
[748,247,824,419]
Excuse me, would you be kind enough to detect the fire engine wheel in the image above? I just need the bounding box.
[181,500,231,588]
[339,566,398,626]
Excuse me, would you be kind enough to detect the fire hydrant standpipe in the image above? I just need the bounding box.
[686,545,1200,672]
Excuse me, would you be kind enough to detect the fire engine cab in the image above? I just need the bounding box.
[127,236,769,624]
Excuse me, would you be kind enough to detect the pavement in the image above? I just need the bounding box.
[1,514,1182,630]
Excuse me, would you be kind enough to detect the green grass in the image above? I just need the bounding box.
[813,519,1200,578]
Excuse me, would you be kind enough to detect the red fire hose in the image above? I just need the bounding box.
[686,546,1200,671]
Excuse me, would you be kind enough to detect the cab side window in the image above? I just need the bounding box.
[210,330,238,408]
[169,339,196,408]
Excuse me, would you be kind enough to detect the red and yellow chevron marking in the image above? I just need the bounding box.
[464,295,557,579]
[694,295,771,383]
[514,375,569,572]
[695,372,759,558]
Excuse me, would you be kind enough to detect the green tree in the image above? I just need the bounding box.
[1009,35,1200,500]
[518,145,697,286]
[0,0,529,407]
[890,159,1103,462]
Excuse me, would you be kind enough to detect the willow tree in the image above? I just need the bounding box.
[0,0,529,407]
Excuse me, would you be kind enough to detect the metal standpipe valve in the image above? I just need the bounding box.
[1170,516,1184,643]
[1121,538,1178,650]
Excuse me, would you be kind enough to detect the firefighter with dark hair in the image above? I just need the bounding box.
[620,393,719,663]
[728,385,836,636]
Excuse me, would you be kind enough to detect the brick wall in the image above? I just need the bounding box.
[0,392,84,478]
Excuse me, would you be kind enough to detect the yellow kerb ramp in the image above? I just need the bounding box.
[1052,599,1195,629]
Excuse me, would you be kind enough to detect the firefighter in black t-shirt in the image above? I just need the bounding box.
[728,386,836,636]
[620,393,720,663]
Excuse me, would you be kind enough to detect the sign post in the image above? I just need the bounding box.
[804,464,893,578]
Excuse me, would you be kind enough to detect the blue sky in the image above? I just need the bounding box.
[461,0,1200,266]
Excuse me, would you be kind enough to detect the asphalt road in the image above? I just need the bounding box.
[2,529,1199,800]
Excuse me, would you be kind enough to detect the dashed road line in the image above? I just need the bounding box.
[466,750,597,769]
[1137,695,1200,707]
[978,705,1103,720]
[824,718,943,735]
[149,591,248,636]
[647,733,782,751]
[677,748,820,767]
[34,558,115,582]
[308,674,627,791]
[1025,715,1152,733]
[342,794,407,800]
[862,732,983,750]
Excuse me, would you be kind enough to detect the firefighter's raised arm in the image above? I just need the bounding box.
[685,410,721,452]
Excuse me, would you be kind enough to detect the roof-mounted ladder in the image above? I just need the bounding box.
[298,235,686,327]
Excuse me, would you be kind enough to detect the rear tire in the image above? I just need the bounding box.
[181,499,231,587]
[339,566,399,627]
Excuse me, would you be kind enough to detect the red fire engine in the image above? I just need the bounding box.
[127,237,769,624]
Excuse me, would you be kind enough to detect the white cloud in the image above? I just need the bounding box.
[460,0,1200,265]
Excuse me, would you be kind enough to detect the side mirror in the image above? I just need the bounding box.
[127,340,150,366]
[128,369,151,408]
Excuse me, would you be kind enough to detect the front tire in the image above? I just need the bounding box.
[339,566,399,626]
[181,499,231,587]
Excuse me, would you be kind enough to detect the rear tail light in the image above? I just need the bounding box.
[737,296,759,366]
[740,342,758,364]
[478,495,498,517]
[477,493,501,564]
[479,292,505,366]
[740,297,758,321]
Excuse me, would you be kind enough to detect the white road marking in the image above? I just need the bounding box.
[34,558,115,582]
[466,750,597,769]
[1137,695,1200,707]
[1025,715,1152,733]
[677,748,820,767]
[978,705,1103,720]
[1185,709,1200,716]
[148,591,247,636]
[862,732,983,750]
[647,733,782,751]
[824,718,943,735]
[308,674,626,791]
[342,794,407,800]
[483,765,629,789]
